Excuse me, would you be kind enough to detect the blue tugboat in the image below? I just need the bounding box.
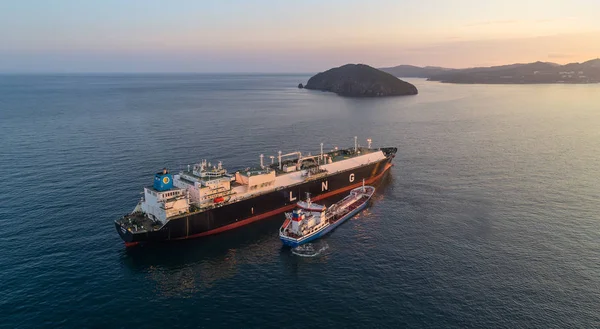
[279,182,375,247]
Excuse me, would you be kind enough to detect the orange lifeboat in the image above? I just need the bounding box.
[213,196,225,203]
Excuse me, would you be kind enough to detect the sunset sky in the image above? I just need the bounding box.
[1,0,599,72]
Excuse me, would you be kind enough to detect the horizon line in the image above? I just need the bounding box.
[0,71,316,75]
[1,57,598,75]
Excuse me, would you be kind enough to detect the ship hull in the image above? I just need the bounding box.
[116,148,396,245]
[280,197,370,247]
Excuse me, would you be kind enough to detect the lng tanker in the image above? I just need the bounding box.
[115,137,396,246]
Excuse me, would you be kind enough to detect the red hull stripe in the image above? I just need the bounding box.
[125,241,140,247]
[174,162,393,240]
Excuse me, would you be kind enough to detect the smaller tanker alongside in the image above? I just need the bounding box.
[279,182,375,247]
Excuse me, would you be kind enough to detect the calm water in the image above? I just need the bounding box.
[1,74,599,328]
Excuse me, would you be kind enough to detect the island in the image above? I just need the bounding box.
[303,64,418,97]
[380,58,600,84]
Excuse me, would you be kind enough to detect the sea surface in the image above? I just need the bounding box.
[1,74,599,328]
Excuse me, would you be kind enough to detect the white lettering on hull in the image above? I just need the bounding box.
[289,191,297,201]
[349,173,355,182]
[321,181,328,191]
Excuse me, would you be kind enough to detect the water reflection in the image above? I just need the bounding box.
[119,217,283,297]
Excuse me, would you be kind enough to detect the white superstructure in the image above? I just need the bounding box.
[173,160,233,207]
[140,187,189,223]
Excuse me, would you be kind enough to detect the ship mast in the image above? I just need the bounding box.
[278,151,282,170]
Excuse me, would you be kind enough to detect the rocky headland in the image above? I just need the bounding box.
[304,64,418,97]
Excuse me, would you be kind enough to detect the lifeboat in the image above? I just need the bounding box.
[213,196,225,203]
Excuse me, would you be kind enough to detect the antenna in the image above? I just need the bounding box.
[260,154,264,169]
[354,136,358,153]
[367,138,372,149]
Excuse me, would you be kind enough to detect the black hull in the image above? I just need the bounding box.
[116,147,396,244]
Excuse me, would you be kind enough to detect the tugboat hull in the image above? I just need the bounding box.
[280,199,370,247]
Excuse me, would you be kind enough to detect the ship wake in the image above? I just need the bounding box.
[291,242,329,257]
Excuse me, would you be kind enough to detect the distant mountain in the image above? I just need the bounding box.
[379,59,600,84]
[583,58,600,68]
[378,65,451,78]
[304,64,418,97]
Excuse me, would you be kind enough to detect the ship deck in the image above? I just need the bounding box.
[266,147,378,175]
[180,171,233,182]
[328,194,371,222]
[227,148,386,203]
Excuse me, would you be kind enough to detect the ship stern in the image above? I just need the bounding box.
[114,219,144,247]
[115,221,134,241]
